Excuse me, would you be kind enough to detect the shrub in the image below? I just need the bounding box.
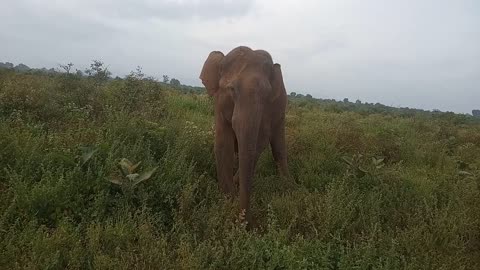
[1,69,480,269]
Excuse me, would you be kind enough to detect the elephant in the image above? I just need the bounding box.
[199,46,289,227]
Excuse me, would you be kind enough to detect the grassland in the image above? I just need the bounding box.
[0,68,479,269]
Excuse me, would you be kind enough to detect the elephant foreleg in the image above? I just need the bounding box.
[233,136,240,190]
[215,123,235,196]
[233,169,239,189]
[270,121,289,177]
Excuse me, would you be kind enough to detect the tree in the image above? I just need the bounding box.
[14,63,30,72]
[290,92,297,97]
[473,110,480,117]
[0,62,14,69]
[85,60,111,82]
[343,98,349,103]
[59,62,74,74]
[127,66,144,80]
[170,78,180,87]
[306,94,313,99]
[162,75,170,84]
[355,99,362,104]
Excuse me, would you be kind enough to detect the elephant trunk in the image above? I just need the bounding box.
[233,102,262,226]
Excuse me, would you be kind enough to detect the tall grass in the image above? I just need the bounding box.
[1,69,479,269]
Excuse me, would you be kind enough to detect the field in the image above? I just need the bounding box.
[1,68,480,269]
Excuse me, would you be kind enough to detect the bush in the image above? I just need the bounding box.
[1,69,480,269]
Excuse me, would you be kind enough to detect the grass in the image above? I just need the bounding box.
[0,68,479,269]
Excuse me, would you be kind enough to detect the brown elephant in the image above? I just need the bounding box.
[199,46,289,227]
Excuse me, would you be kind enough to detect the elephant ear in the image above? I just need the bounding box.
[200,51,224,96]
[270,63,287,102]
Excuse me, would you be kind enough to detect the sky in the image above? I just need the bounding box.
[1,0,479,113]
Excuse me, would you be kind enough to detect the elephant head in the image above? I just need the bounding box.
[200,46,288,228]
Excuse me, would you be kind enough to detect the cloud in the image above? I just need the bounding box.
[109,0,254,21]
[21,0,255,21]
[0,0,479,113]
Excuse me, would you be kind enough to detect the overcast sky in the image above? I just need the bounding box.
[1,0,479,113]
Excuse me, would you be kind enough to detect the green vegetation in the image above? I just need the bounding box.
[1,65,480,269]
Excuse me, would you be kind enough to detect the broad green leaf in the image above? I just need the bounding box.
[372,157,384,166]
[356,166,368,177]
[342,156,353,165]
[133,167,158,186]
[130,161,142,172]
[119,158,133,168]
[107,177,123,185]
[126,173,139,181]
[118,158,134,175]
[458,171,473,176]
[80,146,98,165]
